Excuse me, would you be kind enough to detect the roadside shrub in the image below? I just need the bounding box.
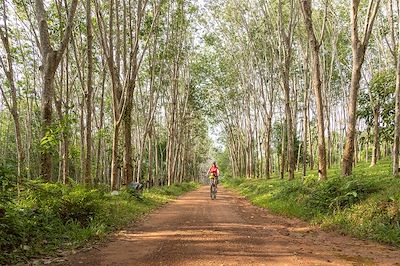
[59,187,103,226]
[305,176,380,213]
[223,177,245,187]
[272,179,311,201]
[375,194,400,227]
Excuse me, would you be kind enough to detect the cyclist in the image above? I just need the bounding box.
[208,161,220,185]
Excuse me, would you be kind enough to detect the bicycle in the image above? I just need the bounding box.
[210,175,218,200]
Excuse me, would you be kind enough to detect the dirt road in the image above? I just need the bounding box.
[54,186,400,265]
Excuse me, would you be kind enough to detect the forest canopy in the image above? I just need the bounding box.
[0,0,399,189]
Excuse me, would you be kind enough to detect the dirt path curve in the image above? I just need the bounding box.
[55,186,400,266]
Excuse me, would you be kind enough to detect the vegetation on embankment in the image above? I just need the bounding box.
[0,181,199,265]
[223,158,400,247]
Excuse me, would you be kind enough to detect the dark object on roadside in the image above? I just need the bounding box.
[128,182,143,191]
[127,182,144,200]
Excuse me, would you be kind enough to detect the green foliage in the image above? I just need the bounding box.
[0,164,16,191]
[0,181,199,265]
[40,115,76,154]
[358,69,395,141]
[271,120,302,161]
[223,159,400,246]
[59,188,103,226]
[304,176,380,213]
[39,130,59,153]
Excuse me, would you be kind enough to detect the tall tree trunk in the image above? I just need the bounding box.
[111,122,120,190]
[84,0,93,185]
[95,65,106,185]
[300,0,327,180]
[154,133,159,186]
[246,99,253,178]
[277,0,296,180]
[123,98,134,184]
[0,5,25,180]
[280,120,286,179]
[326,104,332,168]
[302,72,309,177]
[283,78,295,180]
[148,127,154,186]
[62,51,70,184]
[371,105,379,166]
[136,136,147,183]
[35,0,78,181]
[393,35,400,174]
[79,100,85,182]
[342,0,380,176]
[354,136,359,165]
[308,107,314,170]
[265,116,272,178]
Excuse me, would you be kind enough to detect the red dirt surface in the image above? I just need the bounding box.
[51,186,400,265]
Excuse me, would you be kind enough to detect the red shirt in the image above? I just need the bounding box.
[209,165,218,174]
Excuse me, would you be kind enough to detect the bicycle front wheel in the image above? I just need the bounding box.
[210,185,217,199]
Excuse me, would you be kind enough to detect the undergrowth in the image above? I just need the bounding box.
[0,181,198,265]
[223,158,400,247]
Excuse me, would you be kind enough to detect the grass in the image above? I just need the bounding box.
[223,158,400,247]
[0,181,199,265]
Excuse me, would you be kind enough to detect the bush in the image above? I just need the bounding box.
[305,176,381,213]
[375,194,400,227]
[59,187,103,226]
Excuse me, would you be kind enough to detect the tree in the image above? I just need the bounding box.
[342,0,380,176]
[35,0,79,181]
[277,0,297,180]
[386,0,400,176]
[0,1,25,181]
[358,70,396,166]
[84,0,94,185]
[299,0,328,180]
